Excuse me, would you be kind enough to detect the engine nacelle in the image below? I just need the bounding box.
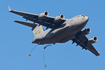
[38,11,49,19]
[81,28,91,36]
[54,15,64,22]
[88,37,98,44]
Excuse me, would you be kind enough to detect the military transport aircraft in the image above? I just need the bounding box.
[8,6,100,56]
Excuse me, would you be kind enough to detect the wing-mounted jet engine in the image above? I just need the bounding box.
[81,28,91,36]
[72,28,91,39]
[38,11,49,19]
[54,15,64,22]
[88,37,98,44]
[71,28,91,45]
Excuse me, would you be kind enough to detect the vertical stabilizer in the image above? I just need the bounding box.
[32,24,44,36]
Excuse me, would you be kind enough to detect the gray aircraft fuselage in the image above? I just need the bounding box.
[32,15,89,44]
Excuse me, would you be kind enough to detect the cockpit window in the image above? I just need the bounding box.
[82,15,85,17]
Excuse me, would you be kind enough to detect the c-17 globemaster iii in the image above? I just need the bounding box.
[8,6,100,56]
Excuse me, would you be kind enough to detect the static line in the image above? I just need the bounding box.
[29,45,38,56]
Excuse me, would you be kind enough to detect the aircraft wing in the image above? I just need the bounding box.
[8,6,66,28]
[72,31,100,56]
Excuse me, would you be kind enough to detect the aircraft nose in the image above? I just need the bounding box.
[85,15,89,22]
[82,15,89,22]
[77,15,89,29]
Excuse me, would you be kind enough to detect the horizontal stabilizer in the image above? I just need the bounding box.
[14,20,37,27]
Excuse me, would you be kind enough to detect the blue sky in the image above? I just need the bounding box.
[0,0,105,70]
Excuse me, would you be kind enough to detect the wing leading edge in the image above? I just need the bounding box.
[72,31,100,56]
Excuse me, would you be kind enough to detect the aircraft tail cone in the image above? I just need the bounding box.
[44,64,47,67]
[29,53,31,56]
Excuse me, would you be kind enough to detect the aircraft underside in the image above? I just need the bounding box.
[32,34,75,44]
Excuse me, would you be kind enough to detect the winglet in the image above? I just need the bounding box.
[8,6,11,11]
